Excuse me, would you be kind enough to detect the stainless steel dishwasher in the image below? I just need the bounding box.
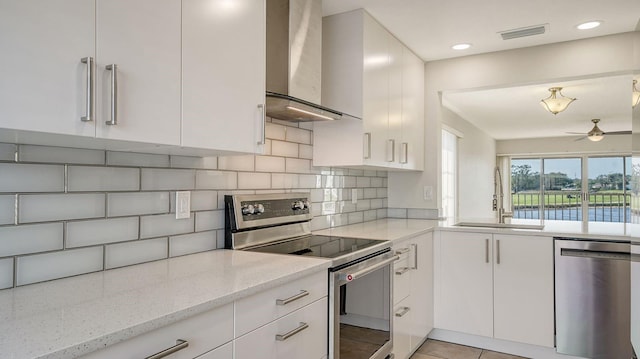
[555,238,631,359]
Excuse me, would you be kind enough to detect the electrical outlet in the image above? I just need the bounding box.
[423,186,433,201]
[352,188,358,204]
[176,191,191,219]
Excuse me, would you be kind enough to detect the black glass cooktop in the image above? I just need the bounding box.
[246,235,389,267]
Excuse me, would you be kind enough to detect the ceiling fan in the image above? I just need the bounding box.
[567,119,631,142]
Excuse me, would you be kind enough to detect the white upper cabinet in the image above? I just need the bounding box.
[182,0,265,154]
[0,0,96,137]
[95,0,181,145]
[314,9,424,170]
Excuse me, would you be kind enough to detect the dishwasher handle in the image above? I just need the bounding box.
[560,248,630,261]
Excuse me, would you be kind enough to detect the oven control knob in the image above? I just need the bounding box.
[255,204,265,214]
[303,200,310,209]
[292,201,305,210]
[242,204,255,215]
[340,274,354,282]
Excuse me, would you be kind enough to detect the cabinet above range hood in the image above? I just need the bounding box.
[265,0,343,122]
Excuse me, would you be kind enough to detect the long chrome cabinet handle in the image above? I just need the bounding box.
[275,322,308,341]
[387,139,395,162]
[411,243,418,269]
[395,267,410,275]
[257,104,266,145]
[496,239,500,264]
[105,64,118,125]
[80,57,94,122]
[400,142,408,164]
[485,239,489,263]
[363,132,371,159]
[395,306,410,317]
[276,290,309,305]
[145,339,188,359]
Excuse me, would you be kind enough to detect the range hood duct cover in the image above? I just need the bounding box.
[265,0,343,122]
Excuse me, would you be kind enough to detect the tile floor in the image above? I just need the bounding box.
[410,339,528,359]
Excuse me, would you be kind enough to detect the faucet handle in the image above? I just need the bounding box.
[492,198,498,211]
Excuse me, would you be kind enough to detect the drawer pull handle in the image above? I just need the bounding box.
[395,247,410,255]
[145,339,188,359]
[395,307,410,317]
[395,267,410,275]
[276,290,309,305]
[80,57,94,122]
[276,322,308,341]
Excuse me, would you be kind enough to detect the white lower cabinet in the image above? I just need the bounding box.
[195,342,233,359]
[235,297,328,359]
[435,231,554,348]
[392,232,433,359]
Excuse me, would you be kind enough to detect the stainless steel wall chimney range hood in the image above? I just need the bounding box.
[266,0,343,122]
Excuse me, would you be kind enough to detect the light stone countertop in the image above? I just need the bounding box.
[313,218,438,242]
[0,250,331,359]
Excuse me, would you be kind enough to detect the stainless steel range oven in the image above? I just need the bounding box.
[225,192,396,359]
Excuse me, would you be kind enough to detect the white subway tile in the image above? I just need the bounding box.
[299,144,313,159]
[19,145,105,165]
[378,171,388,178]
[108,192,169,216]
[216,229,225,249]
[383,198,388,208]
[255,156,285,172]
[344,176,357,188]
[238,172,271,189]
[356,200,371,211]
[0,223,63,256]
[0,195,14,225]
[408,208,439,219]
[348,169,364,176]
[0,143,16,161]
[371,198,384,209]
[271,118,298,128]
[107,152,170,167]
[105,238,167,269]
[265,123,286,140]
[16,246,103,286]
[371,177,383,187]
[377,188,387,198]
[299,122,313,130]
[311,216,330,231]
[339,201,356,213]
[170,156,217,169]
[66,217,139,248]
[272,174,299,189]
[0,258,13,289]
[383,178,388,187]
[19,194,105,223]
[217,155,255,171]
[363,210,377,222]
[0,163,64,193]
[196,170,237,190]
[286,158,310,173]
[68,166,139,192]
[140,214,194,239]
[190,191,218,211]
[216,190,254,208]
[285,127,311,144]
[298,174,321,189]
[195,210,224,231]
[330,213,348,227]
[387,208,408,218]
[356,188,364,200]
[310,189,323,202]
[364,188,378,199]
[377,208,387,219]
[141,168,195,190]
[348,212,364,224]
[363,170,377,177]
[170,231,216,257]
[263,139,272,156]
[356,177,371,188]
[271,141,298,157]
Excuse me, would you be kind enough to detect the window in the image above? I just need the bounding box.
[442,129,458,219]
[510,155,630,223]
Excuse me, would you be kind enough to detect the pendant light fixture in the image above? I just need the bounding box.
[633,80,640,108]
[540,87,576,115]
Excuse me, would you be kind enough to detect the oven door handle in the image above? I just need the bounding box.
[337,254,400,283]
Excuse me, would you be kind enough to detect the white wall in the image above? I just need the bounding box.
[497,135,631,156]
[388,32,639,218]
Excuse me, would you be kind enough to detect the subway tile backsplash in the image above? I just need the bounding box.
[0,118,388,289]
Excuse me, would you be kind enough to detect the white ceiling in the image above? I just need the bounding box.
[322,0,639,140]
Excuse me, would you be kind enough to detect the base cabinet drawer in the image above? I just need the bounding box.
[83,303,233,359]
[235,297,328,359]
[195,342,233,359]
[392,297,412,359]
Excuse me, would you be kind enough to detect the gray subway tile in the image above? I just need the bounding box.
[0,195,14,225]
[0,258,13,289]
[140,214,194,239]
[19,193,105,223]
[108,192,169,216]
[105,238,167,269]
[356,176,371,188]
[19,145,105,165]
[217,155,255,171]
[141,168,195,191]
[285,127,311,144]
[0,163,64,193]
[285,158,310,173]
[238,172,271,189]
[299,144,313,159]
[195,210,224,232]
[16,246,103,286]
[271,141,298,157]
[170,156,217,169]
[196,170,237,190]
[66,217,139,248]
[387,208,408,218]
[190,191,218,211]
[68,166,139,192]
[255,156,285,172]
[363,209,377,222]
[0,223,63,256]
[106,151,170,167]
[169,231,216,257]
[0,143,16,161]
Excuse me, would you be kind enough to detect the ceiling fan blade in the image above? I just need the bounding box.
[565,132,586,135]
[604,131,632,135]
[574,136,587,141]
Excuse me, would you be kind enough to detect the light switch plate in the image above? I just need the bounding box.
[176,191,191,219]
[423,186,433,201]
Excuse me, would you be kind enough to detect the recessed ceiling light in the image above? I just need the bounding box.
[576,21,602,30]
[452,43,471,50]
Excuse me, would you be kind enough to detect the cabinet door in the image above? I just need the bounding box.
[195,342,232,359]
[182,0,265,154]
[409,233,433,351]
[387,38,403,168]
[493,234,554,347]
[392,296,412,359]
[0,0,95,137]
[400,47,424,170]
[362,14,389,167]
[436,231,493,337]
[95,0,181,145]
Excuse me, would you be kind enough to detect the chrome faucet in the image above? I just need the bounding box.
[493,166,513,223]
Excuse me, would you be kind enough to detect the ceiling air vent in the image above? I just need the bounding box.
[499,24,548,40]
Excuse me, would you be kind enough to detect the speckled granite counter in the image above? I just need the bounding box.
[0,250,331,359]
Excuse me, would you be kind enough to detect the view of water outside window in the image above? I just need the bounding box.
[511,156,630,223]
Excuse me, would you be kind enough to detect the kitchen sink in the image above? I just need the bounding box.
[454,221,545,230]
